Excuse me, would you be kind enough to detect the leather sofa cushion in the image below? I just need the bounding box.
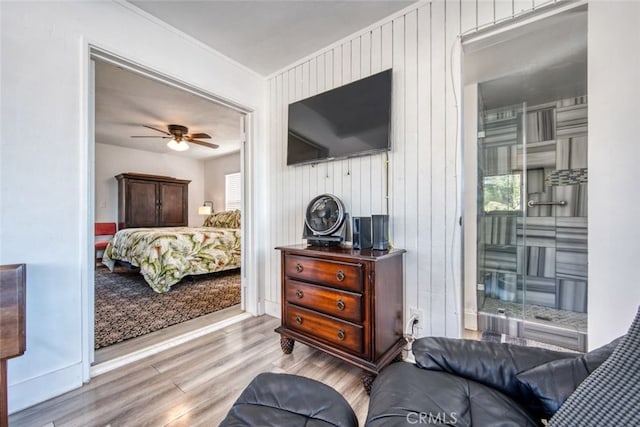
[515,337,621,417]
[413,337,573,399]
[365,362,540,427]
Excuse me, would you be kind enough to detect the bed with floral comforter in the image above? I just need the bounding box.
[102,226,241,293]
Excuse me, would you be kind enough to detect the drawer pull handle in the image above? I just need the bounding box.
[336,299,345,311]
[295,315,303,325]
[295,289,303,299]
[336,270,345,281]
[295,263,303,273]
[337,329,345,341]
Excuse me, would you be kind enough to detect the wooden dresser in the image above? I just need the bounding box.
[116,173,190,229]
[275,245,405,392]
[0,264,26,427]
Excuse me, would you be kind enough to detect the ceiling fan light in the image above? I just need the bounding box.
[167,139,189,151]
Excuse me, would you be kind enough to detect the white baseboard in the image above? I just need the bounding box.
[9,362,83,414]
[264,300,280,318]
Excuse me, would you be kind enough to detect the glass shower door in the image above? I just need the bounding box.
[477,102,526,335]
[476,95,588,351]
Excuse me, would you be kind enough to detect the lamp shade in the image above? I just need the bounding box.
[198,201,213,216]
[167,139,189,151]
[198,205,212,216]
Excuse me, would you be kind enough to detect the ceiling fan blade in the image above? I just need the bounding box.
[143,125,172,136]
[185,133,211,140]
[131,135,171,139]
[189,139,219,149]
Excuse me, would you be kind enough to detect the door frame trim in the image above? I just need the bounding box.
[81,43,261,382]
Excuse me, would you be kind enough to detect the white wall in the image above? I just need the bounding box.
[588,1,640,348]
[95,143,206,227]
[204,152,241,213]
[0,0,264,412]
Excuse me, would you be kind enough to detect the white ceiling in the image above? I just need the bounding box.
[97,1,414,160]
[128,0,415,76]
[95,60,244,160]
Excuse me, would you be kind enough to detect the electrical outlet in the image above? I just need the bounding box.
[409,307,423,327]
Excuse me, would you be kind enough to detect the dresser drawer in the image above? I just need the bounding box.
[286,305,363,355]
[284,254,362,292]
[285,279,363,323]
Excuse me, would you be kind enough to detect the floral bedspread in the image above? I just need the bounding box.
[102,227,241,293]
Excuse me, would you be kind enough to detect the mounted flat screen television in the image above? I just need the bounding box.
[287,69,392,166]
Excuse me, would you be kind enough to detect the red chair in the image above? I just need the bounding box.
[95,222,117,265]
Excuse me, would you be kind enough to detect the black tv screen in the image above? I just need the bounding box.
[287,69,392,166]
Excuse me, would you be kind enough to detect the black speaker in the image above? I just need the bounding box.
[371,214,389,250]
[352,217,372,249]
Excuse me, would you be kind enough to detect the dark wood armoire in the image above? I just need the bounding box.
[115,173,190,229]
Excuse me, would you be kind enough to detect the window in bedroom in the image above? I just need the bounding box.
[225,172,241,211]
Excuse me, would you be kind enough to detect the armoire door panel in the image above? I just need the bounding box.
[128,181,158,227]
[160,183,188,226]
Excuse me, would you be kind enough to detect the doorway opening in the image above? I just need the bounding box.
[88,49,253,369]
[463,4,588,351]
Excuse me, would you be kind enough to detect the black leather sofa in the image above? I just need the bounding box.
[366,336,618,426]
[222,308,640,426]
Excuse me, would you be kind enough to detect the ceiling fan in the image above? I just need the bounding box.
[131,124,219,151]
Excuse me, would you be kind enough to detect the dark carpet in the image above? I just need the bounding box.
[95,266,241,349]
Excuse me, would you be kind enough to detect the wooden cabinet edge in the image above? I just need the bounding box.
[1,263,26,427]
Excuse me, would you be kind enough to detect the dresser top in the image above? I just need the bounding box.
[276,244,405,261]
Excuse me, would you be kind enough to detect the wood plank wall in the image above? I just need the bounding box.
[264,0,554,336]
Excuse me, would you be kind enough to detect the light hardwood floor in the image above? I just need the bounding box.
[94,305,245,364]
[10,315,370,426]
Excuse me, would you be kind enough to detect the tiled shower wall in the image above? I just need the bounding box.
[479,96,588,315]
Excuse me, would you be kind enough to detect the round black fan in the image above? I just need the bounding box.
[303,194,348,246]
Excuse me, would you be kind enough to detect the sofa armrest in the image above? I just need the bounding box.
[413,337,575,398]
